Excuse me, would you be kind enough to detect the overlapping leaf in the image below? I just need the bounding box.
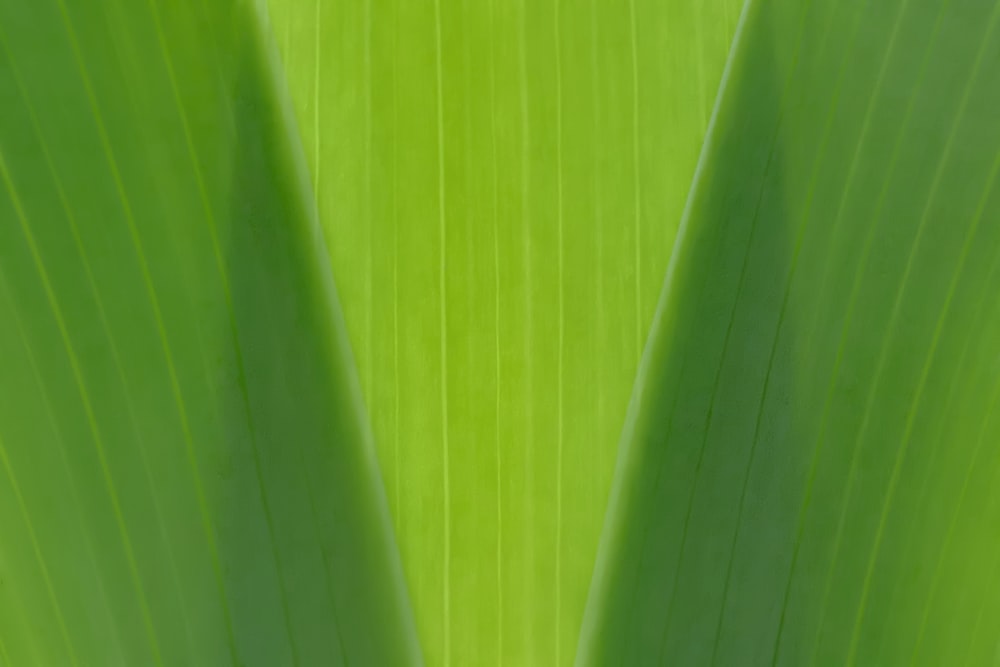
[581,0,1000,663]
[0,0,419,663]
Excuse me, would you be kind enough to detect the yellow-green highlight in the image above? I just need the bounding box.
[266,0,740,663]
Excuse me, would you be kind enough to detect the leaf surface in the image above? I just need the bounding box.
[580,0,1000,664]
[0,0,419,663]
[265,0,740,662]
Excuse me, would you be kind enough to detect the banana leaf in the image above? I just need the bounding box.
[580,0,1000,664]
[0,0,419,663]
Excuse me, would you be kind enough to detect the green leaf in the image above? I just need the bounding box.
[0,0,419,663]
[581,0,1000,664]
[264,0,739,662]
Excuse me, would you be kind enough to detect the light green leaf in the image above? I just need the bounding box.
[0,0,419,663]
[265,0,740,662]
[581,0,1000,664]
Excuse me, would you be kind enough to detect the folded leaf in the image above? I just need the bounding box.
[580,0,1000,663]
[0,0,419,663]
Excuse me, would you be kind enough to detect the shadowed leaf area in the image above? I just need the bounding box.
[0,0,419,664]
[581,0,1000,664]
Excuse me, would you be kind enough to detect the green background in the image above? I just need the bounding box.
[266,0,738,663]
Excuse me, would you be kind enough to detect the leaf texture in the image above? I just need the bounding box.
[580,0,1000,664]
[265,0,740,662]
[0,0,419,663]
